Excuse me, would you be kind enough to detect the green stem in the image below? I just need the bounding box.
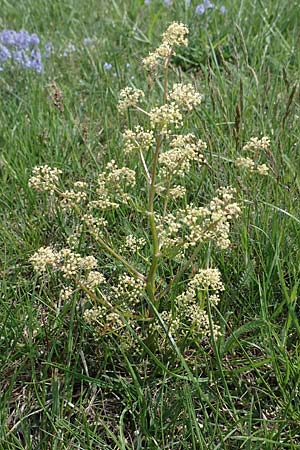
[90,231,145,282]
[56,195,145,282]
[146,133,163,306]
[163,57,170,104]
[162,175,172,219]
[146,55,171,309]
[157,218,225,300]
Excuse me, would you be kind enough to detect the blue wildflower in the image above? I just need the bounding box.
[83,37,94,45]
[29,33,40,47]
[0,30,17,46]
[0,45,11,62]
[0,29,44,72]
[203,0,215,8]
[195,4,206,14]
[195,0,217,14]
[45,42,53,58]
[30,48,43,72]
[220,5,226,13]
[103,62,113,71]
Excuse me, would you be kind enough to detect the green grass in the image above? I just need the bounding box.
[1,0,300,448]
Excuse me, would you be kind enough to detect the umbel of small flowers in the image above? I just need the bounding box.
[235,136,270,176]
[29,23,241,357]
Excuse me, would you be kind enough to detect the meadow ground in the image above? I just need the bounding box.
[0,1,300,449]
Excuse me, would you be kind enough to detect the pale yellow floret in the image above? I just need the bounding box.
[242,136,270,152]
[117,86,145,112]
[60,190,87,210]
[235,157,255,170]
[159,133,206,177]
[60,287,74,301]
[81,214,108,235]
[28,165,62,193]
[256,164,269,175]
[235,157,269,176]
[122,126,154,155]
[85,271,106,289]
[29,246,59,272]
[142,22,188,72]
[122,234,146,252]
[112,274,146,306]
[149,102,183,131]
[169,185,186,198]
[168,83,202,111]
[162,22,189,47]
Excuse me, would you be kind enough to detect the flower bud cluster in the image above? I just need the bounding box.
[28,165,62,193]
[83,306,124,334]
[81,214,108,236]
[175,268,224,339]
[112,274,146,307]
[122,234,146,252]
[149,102,183,132]
[60,189,87,210]
[169,185,186,199]
[142,43,173,71]
[242,136,270,152]
[235,136,271,176]
[157,187,240,250]
[235,157,269,175]
[86,160,136,210]
[30,246,105,299]
[83,273,146,350]
[142,22,188,71]
[29,246,59,273]
[168,83,202,111]
[122,126,155,155]
[118,87,145,112]
[159,133,206,177]
[85,271,106,289]
[162,22,189,47]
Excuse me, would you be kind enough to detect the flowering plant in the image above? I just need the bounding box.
[29,23,241,360]
[0,29,45,72]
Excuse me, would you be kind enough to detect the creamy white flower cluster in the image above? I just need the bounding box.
[149,83,202,132]
[122,126,155,155]
[175,268,225,339]
[149,102,183,131]
[112,274,146,307]
[118,86,145,112]
[157,187,241,250]
[168,83,202,112]
[88,160,136,210]
[122,234,146,252]
[235,136,271,176]
[159,133,206,177]
[242,136,270,152]
[81,214,108,236]
[143,22,189,71]
[83,273,146,350]
[28,165,62,193]
[235,157,269,175]
[30,246,105,300]
[60,189,87,210]
[151,268,224,348]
